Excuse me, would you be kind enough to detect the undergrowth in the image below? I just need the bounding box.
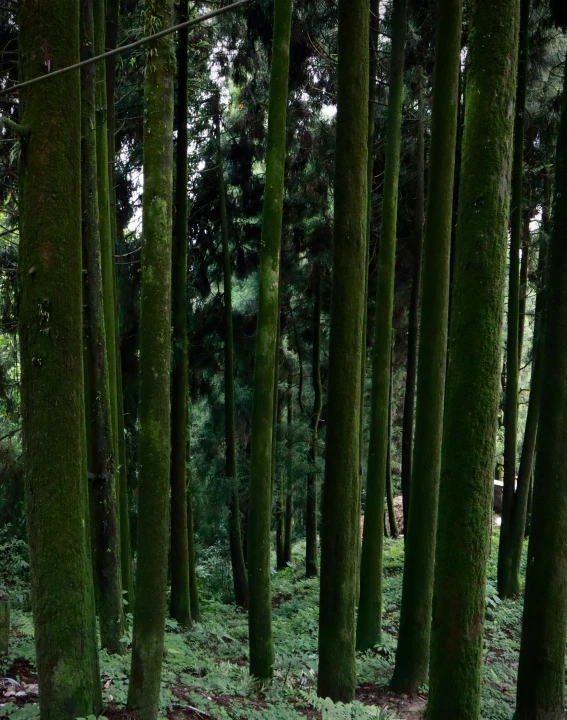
[0,528,532,720]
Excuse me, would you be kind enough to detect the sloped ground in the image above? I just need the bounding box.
[1,524,527,720]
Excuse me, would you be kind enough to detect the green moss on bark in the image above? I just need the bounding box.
[317,0,369,703]
[391,0,463,692]
[498,0,530,599]
[357,0,406,653]
[247,0,292,680]
[169,0,192,630]
[514,52,567,720]
[18,0,103,715]
[427,0,520,716]
[81,0,125,653]
[127,0,175,715]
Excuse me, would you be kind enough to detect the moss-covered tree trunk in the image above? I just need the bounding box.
[105,0,134,609]
[390,0,463,693]
[359,0,380,493]
[498,0,530,599]
[514,51,567,720]
[306,269,322,578]
[215,102,248,608]
[283,373,293,565]
[400,69,424,531]
[247,0,292,680]
[357,0,406,653]
[427,0,520,716]
[127,0,175,715]
[317,0,369,702]
[169,0,192,629]
[81,0,125,653]
[18,0,103,714]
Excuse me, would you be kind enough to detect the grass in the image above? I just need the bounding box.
[0,525,531,720]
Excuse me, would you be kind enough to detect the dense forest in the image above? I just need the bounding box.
[0,0,566,718]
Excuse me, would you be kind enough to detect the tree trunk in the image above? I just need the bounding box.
[391,0,463,693]
[81,0,124,652]
[317,0,369,702]
[169,0,192,629]
[247,0,292,680]
[18,0,103,713]
[498,0,530,599]
[306,269,322,578]
[385,353,398,538]
[127,0,175,716]
[427,0,520,717]
[515,52,567,720]
[400,68,424,532]
[105,0,134,609]
[359,0,380,514]
[283,372,293,565]
[517,216,530,365]
[357,0,406,653]
[216,100,248,608]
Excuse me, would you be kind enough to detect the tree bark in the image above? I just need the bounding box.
[18,0,103,712]
[247,0,292,680]
[427,0,520,716]
[317,0,369,702]
[81,0,125,652]
[127,0,175,715]
[400,68,424,532]
[515,52,567,720]
[169,0,192,629]
[498,0,530,599]
[105,0,134,609]
[391,0,463,693]
[306,269,322,578]
[357,0,406,653]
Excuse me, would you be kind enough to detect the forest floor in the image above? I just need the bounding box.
[0,518,525,720]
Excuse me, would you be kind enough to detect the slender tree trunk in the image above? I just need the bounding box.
[498,0,530,599]
[274,324,285,573]
[306,269,322,578]
[357,0,406,653]
[187,408,200,622]
[317,0,369,702]
[105,0,134,609]
[514,53,567,720]
[81,0,125,653]
[216,101,248,608]
[385,353,398,538]
[391,0,463,692]
[400,69,424,532]
[18,0,102,714]
[359,0,380,511]
[127,0,175,716]
[169,0,192,629]
[517,216,530,365]
[247,0,292,680]
[357,0,380,605]
[505,226,547,596]
[284,372,293,565]
[427,0,520,716]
